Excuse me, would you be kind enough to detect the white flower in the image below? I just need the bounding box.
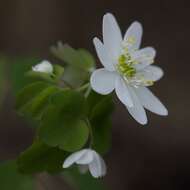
[90,13,168,125]
[63,149,106,178]
[32,60,53,74]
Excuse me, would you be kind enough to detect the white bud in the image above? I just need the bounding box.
[32,60,53,74]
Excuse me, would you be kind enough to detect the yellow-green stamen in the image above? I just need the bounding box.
[117,53,136,78]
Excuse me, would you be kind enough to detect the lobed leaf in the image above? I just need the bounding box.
[16,81,60,120]
[39,90,89,152]
[51,42,95,72]
[17,141,68,174]
[87,90,114,154]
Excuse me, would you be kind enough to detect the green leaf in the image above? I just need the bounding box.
[63,167,106,190]
[10,57,41,93]
[17,141,68,174]
[50,90,87,117]
[51,42,95,71]
[62,65,89,87]
[77,49,95,71]
[39,105,89,152]
[25,64,64,83]
[0,160,34,190]
[87,91,114,154]
[25,70,55,83]
[53,64,64,81]
[92,118,112,155]
[16,81,60,120]
[87,90,114,122]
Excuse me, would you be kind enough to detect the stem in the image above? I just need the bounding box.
[63,80,73,88]
[58,78,73,89]
[84,85,91,98]
[85,118,94,148]
[76,83,89,92]
[38,176,50,190]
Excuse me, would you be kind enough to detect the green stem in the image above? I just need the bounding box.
[76,83,90,92]
[85,118,94,148]
[63,80,73,88]
[84,85,91,98]
[58,78,73,89]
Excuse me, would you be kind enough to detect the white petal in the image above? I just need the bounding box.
[103,13,122,60]
[90,68,117,95]
[115,77,133,107]
[126,86,147,125]
[89,151,106,178]
[124,21,143,50]
[76,150,94,165]
[131,47,156,71]
[139,65,164,81]
[135,87,168,116]
[99,156,106,176]
[93,37,115,71]
[63,149,88,168]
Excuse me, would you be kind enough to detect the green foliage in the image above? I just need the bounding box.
[53,64,65,81]
[39,90,89,152]
[49,90,87,117]
[10,57,41,93]
[51,42,95,71]
[88,91,114,122]
[16,81,60,120]
[25,64,64,83]
[63,167,106,190]
[63,66,89,87]
[51,42,95,87]
[87,91,114,154]
[13,44,114,190]
[17,141,68,174]
[0,161,34,190]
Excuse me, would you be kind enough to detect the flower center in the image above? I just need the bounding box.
[116,43,154,88]
[117,51,137,78]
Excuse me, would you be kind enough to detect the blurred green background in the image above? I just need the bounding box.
[0,0,190,189]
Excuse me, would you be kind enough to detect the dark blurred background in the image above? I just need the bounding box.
[0,0,190,189]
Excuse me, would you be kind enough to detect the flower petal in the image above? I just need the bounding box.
[103,13,122,60]
[115,77,133,107]
[90,68,117,95]
[139,65,164,81]
[99,156,106,176]
[63,149,88,168]
[93,37,115,71]
[126,86,147,125]
[131,47,156,71]
[89,151,106,178]
[76,150,94,165]
[124,21,143,50]
[135,87,168,116]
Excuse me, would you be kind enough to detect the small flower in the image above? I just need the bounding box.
[90,13,168,125]
[32,60,53,74]
[63,149,106,178]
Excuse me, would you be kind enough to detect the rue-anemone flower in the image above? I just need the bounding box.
[32,60,53,74]
[63,149,106,178]
[90,13,168,125]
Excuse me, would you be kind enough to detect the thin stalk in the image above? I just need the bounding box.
[76,83,90,92]
[85,118,94,148]
[84,85,91,98]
